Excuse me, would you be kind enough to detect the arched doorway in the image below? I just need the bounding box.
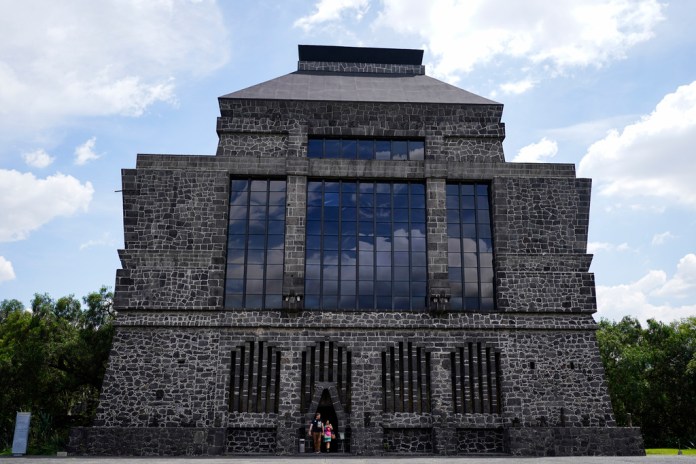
[306,385,348,453]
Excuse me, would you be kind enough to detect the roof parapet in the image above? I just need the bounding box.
[298,44,425,75]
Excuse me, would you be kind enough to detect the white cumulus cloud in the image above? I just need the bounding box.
[74,137,100,165]
[579,80,696,208]
[651,231,675,245]
[22,149,55,168]
[0,256,16,283]
[596,254,696,324]
[371,0,664,83]
[295,0,370,31]
[512,137,558,162]
[588,241,631,254]
[499,79,536,95]
[0,0,228,140]
[0,169,94,242]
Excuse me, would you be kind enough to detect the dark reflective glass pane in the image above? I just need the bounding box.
[374,207,389,222]
[341,235,357,251]
[376,279,391,293]
[481,283,494,298]
[478,224,492,238]
[248,235,265,249]
[307,220,321,235]
[461,209,476,223]
[323,249,338,264]
[325,194,339,208]
[323,280,338,295]
[358,235,373,250]
[323,265,339,280]
[268,192,285,205]
[305,279,320,294]
[359,280,374,294]
[247,264,264,279]
[325,140,340,158]
[408,141,424,160]
[448,238,461,253]
[461,196,475,209]
[393,236,409,251]
[476,184,489,196]
[266,280,282,294]
[376,237,391,251]
[411,208,425,223]
[359,182,374,193]
[324,181,339,192]
[231,179,249,192]
[359,207,374,220]
[447,209,460,223]
[412,222,426,236]
[376,184,390,195]
[375,193,390,208]
[394,266,409,281]
[480,267,494,283]
[376,222,391,237]
[449,297,463,310]
[322,296,337,308]
[358,294,374,308]
[412,282,427,296]
[305,295,320,309]
[450,282,462,295]
[225,294,243,307]
[358,251,373,265]
[376,296,392,309]
[341,265,356,280]
[268,220,284,234]
[250,180,267,191]
[227,264,244,278]
[269,204,286,221]
[463,253,478,268]
[446,184,459,196]
[376,266,391,281]
[228,235,246,249]
[462,237,477,252]
[342,140,357,158]
[394,297,410,309]
[375,141,390,160]
[266,294,282,308]
[410,194,425,208]
[246,295,263,308]
[376,251,391,266]
[411,266,426,281]
[306,264,320,279]
[341,280,356,295]
[248,220,266,235]
[266,264,283,280]
[323,235,338,250]
[410,183,424,195]
[478,210,491,223]
[480,298,494,311]
[392,208,408,222]
[247,249,264,264]
[249,205,267,220]
[341,207,356,221]
[411,296,426,309]
[229,206,247,221]
[448,253,462,267]
[460,185,474,195]
[227,279,244,293]
[447,223,460,237]
[358,266,374,280]
[342,221,356,236]
[267,234,284,249]
[461,224,476,238]
[446,195,459,210]
[306,250,321,264]
[449,267,462,281]
[465,298,479,310]
[246,279,264,294]
[358,193,374,208]
[480,253,493,268]
[343,248,359,264]
[394,252,409,266]
[339,295,356,309]
[392,141,407,160]
[324,221,339,235]
[392,195,408,208]
[308,139,323,158]
[465,283,479,298]
[270,180,285,192]
[359,221,374,236]
[411,252,426,267]
[393,223,409,236]
[358,140,374,160]
[464,267,478,283]
[394,281,409,296]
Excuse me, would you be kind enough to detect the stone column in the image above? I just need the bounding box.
[430,350,457,455]
[349,348,384,455]
[425,176,450,310]
[276,348,303,454]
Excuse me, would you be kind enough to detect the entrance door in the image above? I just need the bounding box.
[315,389,339,453]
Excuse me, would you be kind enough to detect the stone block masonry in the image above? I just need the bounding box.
[69,45,643,457]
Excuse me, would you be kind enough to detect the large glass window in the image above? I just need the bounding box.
[225,179,286,309]
[446,184,494,311]
[305,181,427,310]
[307,138,424,161]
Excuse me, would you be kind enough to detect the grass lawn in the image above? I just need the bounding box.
[647,449,696,455]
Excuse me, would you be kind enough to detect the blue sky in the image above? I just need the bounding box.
[0,0,694,324]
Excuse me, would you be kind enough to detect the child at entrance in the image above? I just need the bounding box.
[323,419,334,452]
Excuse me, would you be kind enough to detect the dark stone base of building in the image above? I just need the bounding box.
[68,425,643,456]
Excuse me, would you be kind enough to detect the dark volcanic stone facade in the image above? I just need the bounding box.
[69,45,643,456]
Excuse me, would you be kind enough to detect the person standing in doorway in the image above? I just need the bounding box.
[323,419,334,453]
[307,412,323,453]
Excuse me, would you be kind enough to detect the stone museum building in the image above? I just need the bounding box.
[70,45,644,456]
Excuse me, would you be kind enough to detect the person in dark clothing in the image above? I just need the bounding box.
[307,412,324,453]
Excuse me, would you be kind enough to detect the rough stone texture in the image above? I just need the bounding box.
[73,49,643,457]
[298,60,425,75]
[456,428,505,454]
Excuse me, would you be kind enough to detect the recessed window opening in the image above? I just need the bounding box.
[307,138,425,160]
